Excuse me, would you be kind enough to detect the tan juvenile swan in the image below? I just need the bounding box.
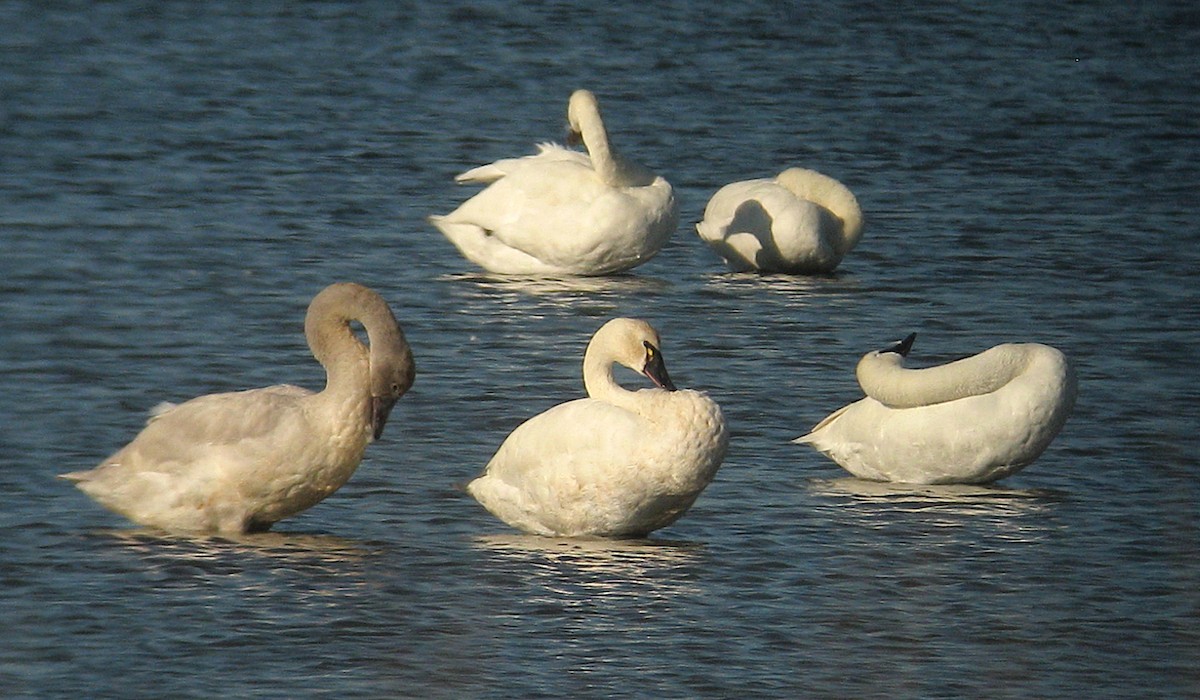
[61,282,415,534]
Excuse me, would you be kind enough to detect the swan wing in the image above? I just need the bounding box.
[469,398,663,535]
[481,398,647,485]
[698,178,779,238]
[60,385,323,531]
[131,386,312,463]
[454,143,589,184]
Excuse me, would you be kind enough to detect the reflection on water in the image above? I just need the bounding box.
[445,272,672,300]
[90,527,381,568]
[702,269,864,303]
[473,533,704,599]
[5,0,1198,694]
[809,477,1064,530]
[812,476,1062,507]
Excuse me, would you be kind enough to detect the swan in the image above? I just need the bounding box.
[795,333,1076,484]
[696,167,863,273]
[467,318,728,537]
[429,89,680,276]
[60,282,416,534]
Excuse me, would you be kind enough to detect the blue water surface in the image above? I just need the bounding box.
[1,1,1197,698]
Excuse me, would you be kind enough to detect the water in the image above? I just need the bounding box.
[2,1,1198,697]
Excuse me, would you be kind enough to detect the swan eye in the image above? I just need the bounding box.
[643,341,656,359]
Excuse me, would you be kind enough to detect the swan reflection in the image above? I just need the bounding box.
[703,270,862,305]
[445,271,671,300]
[810,477,1063,517]
[90,527,379,566]
[473,533,704,599]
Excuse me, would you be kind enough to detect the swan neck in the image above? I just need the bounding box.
[568,92,623,186]
[583,354,619,401]
[304,286,378,395]
[582,345,637,408]
[856,344,1033,409]
[581,118,620,185]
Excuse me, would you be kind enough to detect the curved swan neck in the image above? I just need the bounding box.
[580,318,666,408]
[304,283,387,392]
[582,338,643,408]
[776,168,864,253]
[856,343,1037,409]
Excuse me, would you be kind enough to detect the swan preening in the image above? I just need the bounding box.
[429,89,679,276]
[61,283,415,534]
[467,318,729,538]
[796,334,1076,484]
[696,168,863,273]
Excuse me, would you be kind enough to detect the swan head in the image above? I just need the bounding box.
[587,318,678,393]
[881,333,916,358]
[641,339,677,391]
[565,89,600,147]
[369,341,415,440]
[857,333,916,386]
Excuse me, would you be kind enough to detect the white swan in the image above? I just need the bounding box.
[795,333,1076,484]
[61,283,415,534]
[467,318,728,537]
[696,167,863,273]
[429,89,680,276]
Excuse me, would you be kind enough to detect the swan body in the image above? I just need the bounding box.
[796,334,1076,484]
[430,89,679,276]
[61,283,415,534]
[468,318,728,537]
[696,167,863,273]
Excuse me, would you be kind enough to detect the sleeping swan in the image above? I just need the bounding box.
[467,318,728,537]
[795,333,1076,484]
[61,283,415,534]
[429,89,679,276]
[696,167,863,273]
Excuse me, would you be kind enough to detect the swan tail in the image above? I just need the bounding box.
[428,215,489,253]
[428,216,562,275]
[793,404,852,443]
[455,163,510,184]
